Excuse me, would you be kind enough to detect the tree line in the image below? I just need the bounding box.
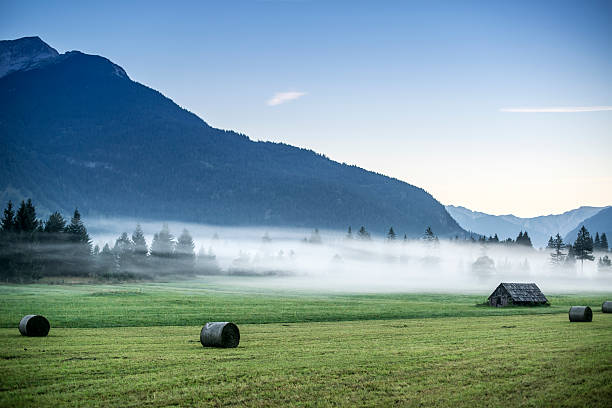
[546,226,610,271]
[0,199,219,282]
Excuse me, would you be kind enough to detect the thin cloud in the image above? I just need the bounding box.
[500,106,612,113]
[267,91,306,106]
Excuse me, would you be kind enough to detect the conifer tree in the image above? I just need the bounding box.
[15,199,38,233]
[59,209,92,275]
[65,209,91,247]
[601,233,609,252]
[346,226,353,240]
[98,243,117,274]
[573,226,594,272]
[150,223,175,258]
[44,212,66,233]
[357,226,371,240]
[594,232,601,252]
[387,227,396,241]
[132,224,148,256]
[114,232,135,273]
[549,233,565,266]
[1,201,15,232]
[423,226,436,242]
[516,231,533,248]
[176,229,195,259]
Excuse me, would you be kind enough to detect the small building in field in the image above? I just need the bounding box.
[488,282,548,307]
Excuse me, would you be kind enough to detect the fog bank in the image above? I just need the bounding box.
[88,218,612,293]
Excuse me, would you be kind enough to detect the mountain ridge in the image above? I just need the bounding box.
[446,204,608,247]
[0,36,465,237]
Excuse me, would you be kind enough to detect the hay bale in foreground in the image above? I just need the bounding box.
[19,315,50,337]
[602,301,612,313]
[569,306,592,322]
[200,322,240,348]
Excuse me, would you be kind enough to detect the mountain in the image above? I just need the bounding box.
[0,37,465,237]
[0,36,59,78]
[564,207,612,247]
[445,205,607,248]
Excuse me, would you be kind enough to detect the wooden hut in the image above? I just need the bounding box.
[488,283,548,307]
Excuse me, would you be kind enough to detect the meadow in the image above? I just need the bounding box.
[1,280,611,407]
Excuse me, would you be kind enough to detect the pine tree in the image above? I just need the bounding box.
[358,226,370,240]
[546,236,554,249]
[573,226,594,272]
[150,223,175,258]
[549,233,565,266]
[44,212,66,233]
[423,226,436,242]
[61,209,92,275]
[516,231,533,248]
[346,226,353,240]
[176,229,195,259]
[1,201,15,232]
[600,233,609,252]
[387,227,396,241]
[15,199,38,233]
[113,232,135,272]
[65,209,91,247]
[196,245,220,274]
[594,232,601,252]
[132,224,148,256]
[97,243,117,274]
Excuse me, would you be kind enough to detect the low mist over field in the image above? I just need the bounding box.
[89,218,612,293]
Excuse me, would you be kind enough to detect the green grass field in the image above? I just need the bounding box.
[1,280,611,407]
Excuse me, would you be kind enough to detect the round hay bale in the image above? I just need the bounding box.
[568,306,592,322]
[602,301,612,313]
[200,322,240,348]
[19,315,50,337]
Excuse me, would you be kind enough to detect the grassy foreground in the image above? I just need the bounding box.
[1,314,611,407]
[1,282,611,406]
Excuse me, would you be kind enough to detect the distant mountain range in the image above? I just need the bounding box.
[0,36,466,237]
[445,205,610,248]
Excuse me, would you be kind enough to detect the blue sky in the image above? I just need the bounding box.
[2,0,611,217]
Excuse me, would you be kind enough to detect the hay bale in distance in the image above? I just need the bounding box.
[568,306,592,322]
[200,322,240,348]
[602,301,612,313]
[19,315,50,336]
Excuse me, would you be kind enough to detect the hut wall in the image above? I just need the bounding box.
[488,287,510,307]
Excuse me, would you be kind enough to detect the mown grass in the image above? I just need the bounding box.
[1,281,611,406]
[0,280,609,328]
[1,314,611,407]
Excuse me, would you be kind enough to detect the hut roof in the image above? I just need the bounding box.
[490,282,548,303]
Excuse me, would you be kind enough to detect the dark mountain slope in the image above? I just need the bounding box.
[0,37,465,237]
[564,207,612,246]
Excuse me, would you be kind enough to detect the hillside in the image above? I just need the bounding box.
[564,207,612,246]
[0,37,465,237]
